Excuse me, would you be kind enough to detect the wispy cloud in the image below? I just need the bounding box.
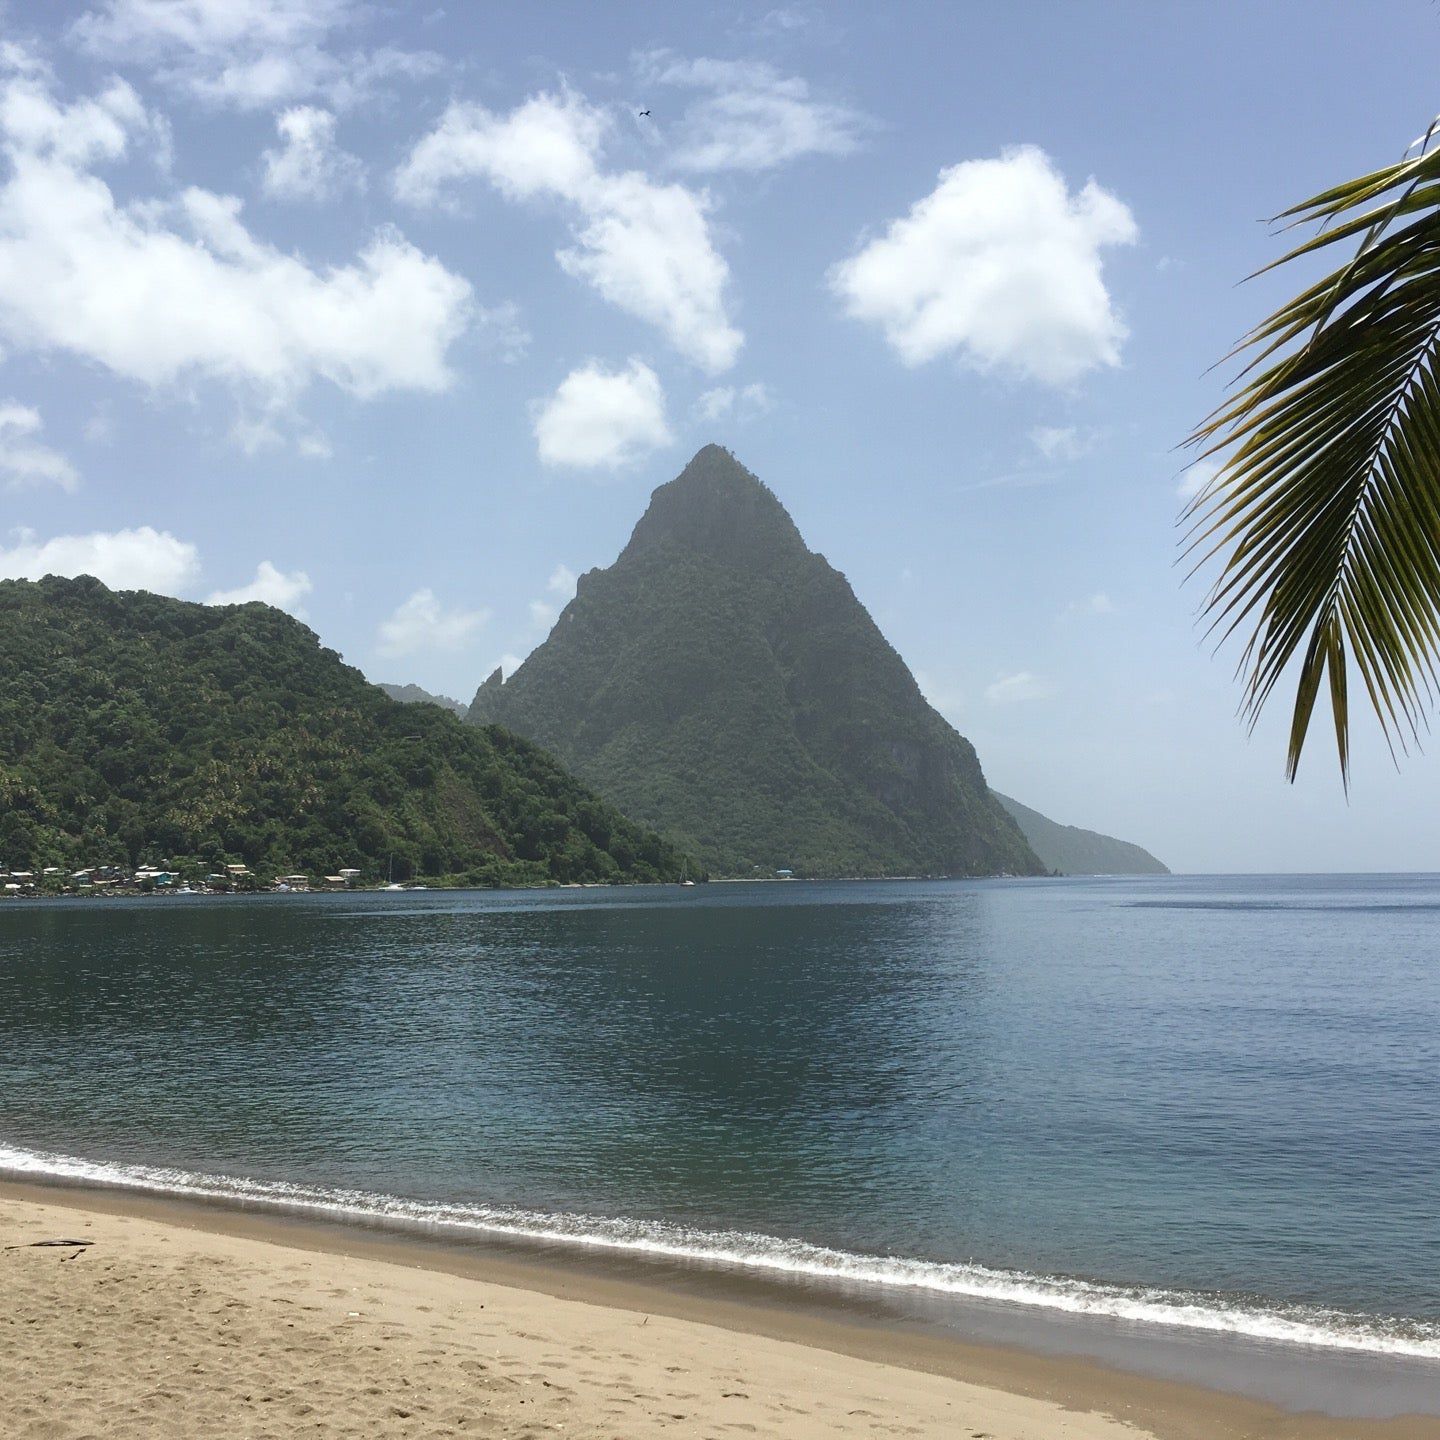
[639,52,867,172]
[1063,592,1116,618]
[694,381,773,424]
[951,471,1065,498]
[984,670,1054,704]
[1177,457,1222,500]
[0,402,78,490]
[526,562,578,633]
[261,105,364,201]
[70,0,442,112]
[377,588,489,656]
[1030,424,1105,462]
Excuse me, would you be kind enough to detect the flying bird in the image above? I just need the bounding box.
[638,109,651,117]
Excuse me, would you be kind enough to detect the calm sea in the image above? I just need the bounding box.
[2,875,1437,1367]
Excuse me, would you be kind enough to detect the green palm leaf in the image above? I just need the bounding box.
[1187,134,1440,784]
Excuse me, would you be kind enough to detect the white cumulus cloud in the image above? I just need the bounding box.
[830,146,1137,387]
[0,402,79,490]
[261,105,363,200]
[0,65,473,423]
[205,559,312,614]
[395,90,741,372]
[532,358,672,470]
[0,68,171,168]
[984,670,1054,704]
[642,53,866,172]
[0,525,199,593]
[377,588,489,657]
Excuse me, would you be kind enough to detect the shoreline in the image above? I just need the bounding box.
[5,1140,1436,1382]
[3,1174,1435,1440]
[1,871,1066,901]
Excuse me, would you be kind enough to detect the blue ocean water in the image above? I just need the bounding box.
[1,874,1437,1359]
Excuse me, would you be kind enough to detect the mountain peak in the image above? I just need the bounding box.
[621,446,808,568]
[470,450,1044,878]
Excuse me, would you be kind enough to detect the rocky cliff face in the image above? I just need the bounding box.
[469,445,1043,878]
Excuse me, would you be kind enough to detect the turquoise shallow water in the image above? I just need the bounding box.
[1,875,1437,1359]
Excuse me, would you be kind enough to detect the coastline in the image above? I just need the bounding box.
[3,1175,1435,1440]
[1,870,1064,901]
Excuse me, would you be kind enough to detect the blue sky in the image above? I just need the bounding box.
[2,0,1438,872]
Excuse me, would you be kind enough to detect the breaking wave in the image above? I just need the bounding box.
[3,1139,1437,1360]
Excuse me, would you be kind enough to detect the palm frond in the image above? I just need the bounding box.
[1186,139,1440,784]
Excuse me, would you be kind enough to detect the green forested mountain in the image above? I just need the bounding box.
[0,576,687,885]
[378,682,466,715]
[993,793,1168,875]
[468,445,1043,878]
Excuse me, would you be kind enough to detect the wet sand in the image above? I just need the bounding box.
[1,1180,1435,1440]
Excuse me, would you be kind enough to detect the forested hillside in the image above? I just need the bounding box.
[993,792,1168,875]
[0,576,687,886]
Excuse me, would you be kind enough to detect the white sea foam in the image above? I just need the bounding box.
[3,1139,1437,1360]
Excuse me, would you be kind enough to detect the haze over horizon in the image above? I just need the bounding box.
[1,0,1437,873]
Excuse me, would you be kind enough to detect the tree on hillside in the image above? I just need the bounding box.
[1187,127,1440,784]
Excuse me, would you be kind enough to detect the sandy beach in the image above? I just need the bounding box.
[1,1183,1434,1440]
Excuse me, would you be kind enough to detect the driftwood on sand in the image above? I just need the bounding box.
[4,1238,95,1259]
